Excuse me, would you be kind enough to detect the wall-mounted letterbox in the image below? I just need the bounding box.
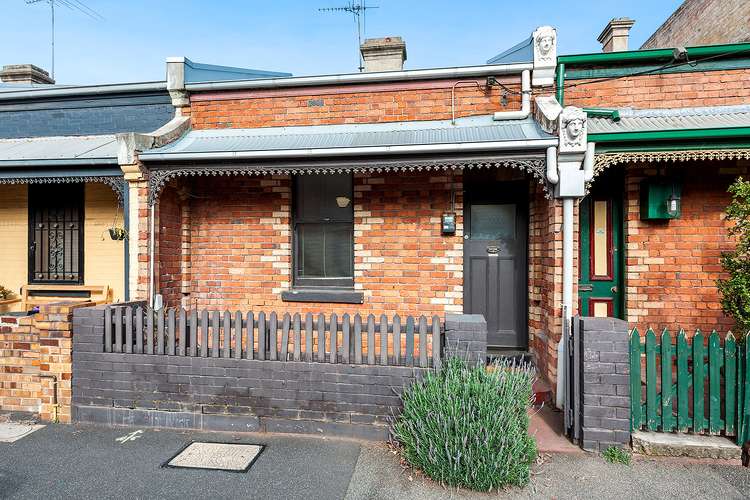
[640,177,682,220]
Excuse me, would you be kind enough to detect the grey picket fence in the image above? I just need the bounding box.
[104,306,442,368]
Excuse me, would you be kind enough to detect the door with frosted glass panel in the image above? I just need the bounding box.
[463,182,527,349]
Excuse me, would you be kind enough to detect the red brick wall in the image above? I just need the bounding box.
[641,0,750,49]
[624,162,742,333]
[158,172,463,318]
[0,302,84,423]
[188,78,521,129]
[565,68,750,109]
[157,186,184,307]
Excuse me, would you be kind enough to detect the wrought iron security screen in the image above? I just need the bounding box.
[28,184,84,284]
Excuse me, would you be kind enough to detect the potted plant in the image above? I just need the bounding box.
[104,206,128,241]
[108,227,127,240]
[0,285,12,301]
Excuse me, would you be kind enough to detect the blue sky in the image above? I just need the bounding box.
[1,0,683,85]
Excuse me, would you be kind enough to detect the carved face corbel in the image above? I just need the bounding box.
[560,107,587,152]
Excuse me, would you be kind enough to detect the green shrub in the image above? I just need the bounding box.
[392,357,536,492]
[718,177,750,339]
[602,445,631,465]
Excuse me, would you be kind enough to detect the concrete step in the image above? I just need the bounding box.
[632,431,742,460]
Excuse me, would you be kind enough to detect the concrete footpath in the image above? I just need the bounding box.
[0,423,748,499]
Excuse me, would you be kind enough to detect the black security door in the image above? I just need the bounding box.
[463,179,528,349]
[28,183,84,284]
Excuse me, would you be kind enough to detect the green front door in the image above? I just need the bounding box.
[578,172,624,318]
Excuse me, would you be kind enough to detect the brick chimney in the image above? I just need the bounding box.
[597,18,635,52]
[360,36,407,72]
[0,64,55,85]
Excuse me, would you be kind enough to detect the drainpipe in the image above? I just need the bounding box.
[149,203,155,309]
[557,197,574,409]
[493,70,530,121]
[546,146,558,184]
[583,142,596,182]
[555,63,565,106]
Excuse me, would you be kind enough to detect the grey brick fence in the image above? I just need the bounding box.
[577,317,631,452]
[72,306,487,440]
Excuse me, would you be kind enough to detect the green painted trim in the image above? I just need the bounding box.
[556,63,565,106]
[595,141,750,154]
[589,126,750,143]
[584,108,621,121]
[558,42,750,65]
[566,57,750,80]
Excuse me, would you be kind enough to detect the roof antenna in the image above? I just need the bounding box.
[26,0,104,80]
[319,1,379,72]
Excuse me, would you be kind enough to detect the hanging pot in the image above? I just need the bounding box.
[108,227,127,240]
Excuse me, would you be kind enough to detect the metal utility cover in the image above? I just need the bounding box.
[164,442,264,472]
[0,423,45,443]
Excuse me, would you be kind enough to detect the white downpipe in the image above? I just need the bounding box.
[546,146,558,184]
[493,70,531,121]
[149,203,155,309]
[557,197,575,408]
[583,142,596,182]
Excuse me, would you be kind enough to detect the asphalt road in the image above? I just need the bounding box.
[1,423,749,499]
[0,424,361,500]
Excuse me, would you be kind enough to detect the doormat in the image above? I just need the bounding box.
[163,442,264,472]
[0,423,45,443]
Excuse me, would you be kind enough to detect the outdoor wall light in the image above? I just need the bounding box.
[336,196,351,208]
[666,190,681,217]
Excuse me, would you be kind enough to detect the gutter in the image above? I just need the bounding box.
[0,158,119,168]
[0,81,167,101]
[139,138,560,162]
[557,42,750,65]
[589,126,750,143]
[184,63,534,92]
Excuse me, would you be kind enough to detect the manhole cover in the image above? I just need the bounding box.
[0,423,45,443]
[164,442,264,472]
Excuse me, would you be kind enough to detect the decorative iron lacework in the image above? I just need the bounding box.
[591,149,750,184]
[0,175,125,205]
[147,157,549,205]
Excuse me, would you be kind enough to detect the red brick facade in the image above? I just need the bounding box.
[189,78,521,129]
[621,162,744,334]
[154,172,465,318]
[565,68,750,110]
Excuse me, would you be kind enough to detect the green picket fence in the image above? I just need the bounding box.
[629,328,750,445]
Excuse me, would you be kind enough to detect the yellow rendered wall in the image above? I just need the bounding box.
[0,185,27,312]
[84,184,125,302]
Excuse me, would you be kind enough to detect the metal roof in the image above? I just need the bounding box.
[0,134,118,167]
[140,115,555,161]
[183,58,291,84]
[487,37,534,65]
[588,105,750,134]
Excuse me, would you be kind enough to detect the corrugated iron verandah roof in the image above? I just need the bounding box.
[141,115,557,204]
[0,135,125,203]
[146,154,550,205]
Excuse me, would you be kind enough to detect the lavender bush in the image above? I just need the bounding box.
[392,357,536,491]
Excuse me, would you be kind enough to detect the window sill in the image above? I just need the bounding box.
[281,289,364,304]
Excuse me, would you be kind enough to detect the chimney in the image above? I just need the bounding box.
[0,64,55,85]
[360,36,407,72]
[597,18,635,52]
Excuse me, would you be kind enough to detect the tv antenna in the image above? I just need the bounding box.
[319,1,379,72]
[26,0,104,80]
